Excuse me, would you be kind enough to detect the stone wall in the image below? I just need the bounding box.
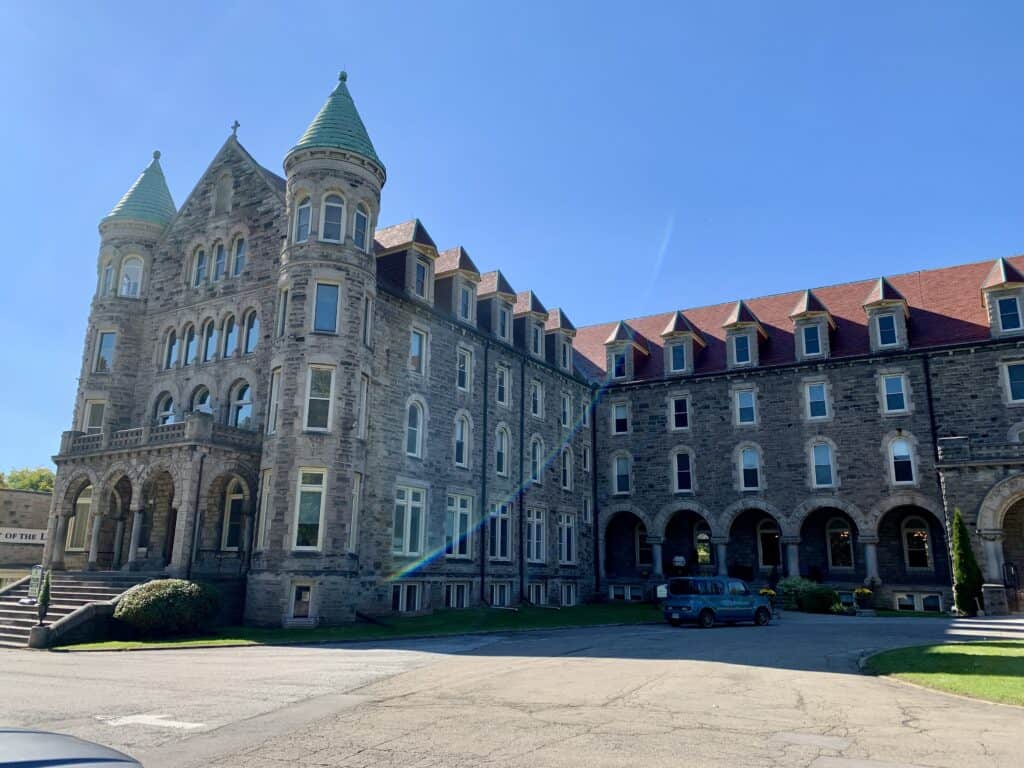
[0,489,51,569]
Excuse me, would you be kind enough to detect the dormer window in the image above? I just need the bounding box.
[295,197,311,243]
[498,304,512,341]
[413,257,429,299]
[669,343,685,373]
[560,340,572,371]
[802,325,821,357]
[612,351,627,379]
[354,204,369,252]
[998,296,1022,332]
[877,314,898,347]
[531,323,543,356]
[733,334,751,365]
[321,194,344,242]
[459,284,473,322]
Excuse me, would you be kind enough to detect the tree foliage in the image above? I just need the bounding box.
[1,467,55,493]
[951,507,984,616]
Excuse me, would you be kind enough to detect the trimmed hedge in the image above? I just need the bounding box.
[776,576,816,610]
[798,585,840,614]
[113,579,220,637]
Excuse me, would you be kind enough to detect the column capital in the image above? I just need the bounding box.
[978,528,1004,542]
[780,536,801,545]
[710,536,730,545]
[645,536,664,545]
[859,535,880,545]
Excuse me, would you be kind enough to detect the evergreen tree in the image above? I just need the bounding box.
[951,508,984,616]
[36,570,51,626]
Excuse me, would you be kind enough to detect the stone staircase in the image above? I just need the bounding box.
[0,572,148,648]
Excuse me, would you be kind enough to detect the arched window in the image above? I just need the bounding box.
[902,516,932,570]
[561,448,572,490]
[66,485,92,551]
[191,386,212,414]
[155,394,175,425]
[163,329,178,370]
[695,522,712,565]
[222,315,237,358]
[827,518,854,569]
[232,238,247,276]
[230,382,253,429]
[756,519,781,569]
[495,426,509,476]
[202,319,218,362]
[101,261,115,297]
[295,196,311,243]
[354,203,369,251]
[454,414,470,467]
[213,174,232,215]
[183,325,197,365]
[221,479,245,551]
[740,446,761,490]
[213,243,227,281]
[811,441,834,487]
[614,454,631,494]
[890,438,915,484]
[119,257,143,298]
[530,437,545,484]
[321,194,345,242]
[406,401,423,457]
[243,310,260,355]
[193,249,208,286]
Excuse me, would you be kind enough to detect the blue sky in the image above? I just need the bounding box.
[2,1,1022,471]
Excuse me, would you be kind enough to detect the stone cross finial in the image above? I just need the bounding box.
[231,120,240,136]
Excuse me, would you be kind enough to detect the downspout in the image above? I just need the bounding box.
[480,341,490,603]
[517,356,527,601]
[186,450,205,581]
[591,384,601,595]
[921,354,955,580]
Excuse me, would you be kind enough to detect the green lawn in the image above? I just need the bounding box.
[864,641,1024,706]
[57,602,663,651]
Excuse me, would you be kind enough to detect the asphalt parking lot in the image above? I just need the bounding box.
[3,613,1023,768]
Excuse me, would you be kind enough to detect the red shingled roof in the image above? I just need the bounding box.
[981,257,1024,292]
[436,246,480,278]
[374,219,436,252]
[574,255,1023,380]
[545,308,576,333]
[862,276,906,307]
[478,270,516,298]
[514,290,548,317]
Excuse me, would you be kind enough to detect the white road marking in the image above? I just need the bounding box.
[100,713,205,730]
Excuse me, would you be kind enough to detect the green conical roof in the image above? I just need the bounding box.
[103,151,176,226]
[289,72,383,169]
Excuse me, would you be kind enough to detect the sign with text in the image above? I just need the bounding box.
[0,527,47,545]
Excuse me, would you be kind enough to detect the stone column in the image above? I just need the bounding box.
[240,513,254,575]
[86,513,103,570]
[782,537,801,578]
[112,518,126,569]
[50,514,69,571]
[862,537,880,584]
[713,539,729,577]
[127,505,145,564]
[648,537,664,577]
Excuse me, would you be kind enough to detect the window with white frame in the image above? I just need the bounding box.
[193,249,208,286]
[495,426,509,476]
[882,374,908,413]
[733,333,751,365]
[560,339,572,371]
[612,403,629,434]
[321,194,344,242]
[560,448,573,490]
[213,243,227,281]
[454,414,470,468]
[362,294,373,346]
[119,257,143,298]
[232,238,246,276]
[530,437,544,484]
[614,454,631,494]
[877,314,898,347]
[456,348,472,391]
[802,324,822,356]
[998,296,1022,332]
[582,445,591,472]
[531,323,543,357]
[294,196,311,243]
[304,366,334,431]
[82,400,105,434]
[757,520,781,568]
[890,438,915,484]
[191,386,211,414]
[530,380,543,417]
[612,351,627,379]
[811,441,834,487]
[391,582,420,612]
[740,447,761,490]
[230,382,253,429]
[670,396,689,430]
[489,581,511,607]
[561,582,577,607]
[489,502,511,560]
[266,368,281,435]
[291,583,312,619]
[527,582,544,605]
[458,284,474,322]
[348,472,362,554]
[406,401,424,457]
[393,485,425,556]
[276,288,289,338]
[101,261,114,297]
[357,373,370,439]
[222,314,237,358]
[409,329,427,374]
[163,329,178,370]
[735,389,756,424]
[183,325,197,365]
[902,516,932,570]
[498,304,511,341]
[413,257,430,299]
[313,282,340,334]
[582,495,592,524]
[66,486,92,551]
[293,469,325,550]
[581,400,590,426]
[354,204,369,252]
[202,320,218,362]
[674,450,693,492]
[255,469,271,551]
[560,393,571,427]
[445,493,473,558]
[1005,361,1024,402]
[826,517,854,569]
[526,507,545,563]
[445,582,470,608]
[806,381,829,419]
[669,343,686,372]
[155,394,175,425]
[243,310,259,354]
[221,479,245,551]
[495,364,509,406]
[94,331,116,373]
[557,513,576,564]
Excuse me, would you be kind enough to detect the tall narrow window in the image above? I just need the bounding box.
[675,451,693,491]
[695,523,712,565]
[393,486,424,555]
[362,295,373,346]
[357,373,370,439]
[557,513,576,564]
[530,381,543,417]
[305,366,334,431]
[232,238,246,276]
[488,502,510,560]
[496,365,509,405]
[348,472,362,553]
[406,402,423,457]
[526,508,545,563]
[267,368,281,435]
[803,324,821,356]
[294,470,325,550]
[276,289,289,337]
[902,516,932,569]
[456,348,471,391]
[582,445,591,472]
[445,493,473,558]
[736,389,756,424]
[163,330,178,370]
[733,334,751,365]
[612,403,629,434]
[231,382,253,429]
[313,283,340,334]
[671,397,689,430]
[531,324,543,356]
[183,325,197,365]
[321,194,344,242]
[812,442,834,487]
[414,258,429,298]
[612,352,627,379]
[560,448,572,490]
[614,455,631,494]
[560,394,572,427]
[530,437,544,483]
[561,339,572,370]
[998,296,1022,331]
[409,329,426,374]
[66,486,92,551]
[827,518,854,569]
[877,314,898,346]
[222,315,237,358]
[213,243,227,281]
[459,285,472,321]
[883,374,907,412]
[498,305,511,341]
[202,320,218,362]
[740,447,760,489]
[155,394,175,425]
[119,257,143,298]
[454,415,470,467]
[890,438,915,483]
[82,400,105,434]
[255,469,271,551]
[670,343,686,372]
[221,480,245,551]
[295,197,311,243]
[101,262,115,297]
[243,311,260,354]
[807,382,828,418]
[757,520,781,568]
[354,204,369,251]
[495,427,509,476]
[1006,362,1024,402]
[193,249,207,286]
[94,332,116,373]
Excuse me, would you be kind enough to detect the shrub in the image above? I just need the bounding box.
[114,579,220,637]
[798,585,840,614]
[950,508,984,616]
[776,576,816,610]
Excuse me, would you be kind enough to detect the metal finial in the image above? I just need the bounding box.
[338,70,348,83]
[152,150,161,160]
[231,120,240,136]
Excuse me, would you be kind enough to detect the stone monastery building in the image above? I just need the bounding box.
[42,73,1024,624]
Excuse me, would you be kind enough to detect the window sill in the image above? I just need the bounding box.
[310,330,339,337]
[303,429,331,435]
[289,549,323,556]
[674,489,695,495]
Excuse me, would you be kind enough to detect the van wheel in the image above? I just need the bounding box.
[698,609,715,629]
[754,607,771,626]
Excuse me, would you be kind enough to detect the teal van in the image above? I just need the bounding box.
[662,577,772,628]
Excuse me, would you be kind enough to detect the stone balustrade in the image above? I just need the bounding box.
[937,435,1024,464]
[59,413,261,457]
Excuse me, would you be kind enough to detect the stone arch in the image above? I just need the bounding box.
[977,473,1024,531]
[57,469,99,518]
[98,462,139,513]
[602,506,655,579]
[792,496,869,537]
[720,498,789,537]
[869,491,944,537]
[200,468,256,554]
[654,499,718,538]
